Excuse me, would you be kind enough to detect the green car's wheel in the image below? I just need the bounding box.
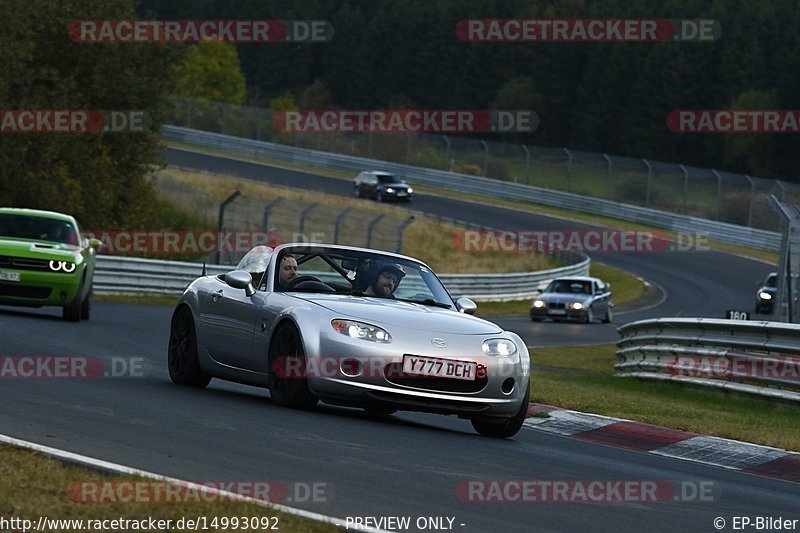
[168,307,211,388]
[80,289,91,320]
[63,292,82,322]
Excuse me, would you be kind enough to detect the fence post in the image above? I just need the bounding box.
[443,135,451,168]
[643,159,653,206]
[367,130,373,159]
[256,108,262,141]
[333,207,353,244]
[777,180,787,202]
[298,203,319,237]
[521,145,530,184]
[564,148,573,192]
[216,191,242,265]
[603,154,613,199]
[394,216,416,252]
[745,175,756,227]
[481,140,489,176]
[712,169,722,220]
[366,215,386,248]
[679,164,689,213]
[186,98,193,129]
[405,133,411,165]
[220,103,227,135]
[261,197,284,233]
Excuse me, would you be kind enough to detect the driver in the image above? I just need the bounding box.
[364,263,405,298]
[278,253,298,289]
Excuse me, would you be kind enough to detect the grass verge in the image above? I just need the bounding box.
[529,344,800,451]
[0,445,336,532]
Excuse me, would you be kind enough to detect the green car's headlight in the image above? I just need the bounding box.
[331,319,391,343]
[49,260,76,273]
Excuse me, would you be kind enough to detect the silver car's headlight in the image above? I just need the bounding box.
[482,338,517,357]
[759,291,772,300]
[570,302,584,310]
[532,300,545,308]
[331,319,392,343]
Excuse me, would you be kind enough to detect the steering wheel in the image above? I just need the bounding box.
[284,275,323,290]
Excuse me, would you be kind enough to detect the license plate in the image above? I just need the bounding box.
[0,270,20,282]
[397,191,407,196]
[402,355,477,381]
[548,309,566,315]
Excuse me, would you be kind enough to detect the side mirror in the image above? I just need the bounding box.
[88,238,102,250]
[456,297,478,315]
[225,270,255,297]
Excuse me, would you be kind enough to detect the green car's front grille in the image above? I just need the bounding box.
[0,284,52,299]
[0,255,53,272]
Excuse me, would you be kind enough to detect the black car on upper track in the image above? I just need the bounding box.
[353,171,414,202]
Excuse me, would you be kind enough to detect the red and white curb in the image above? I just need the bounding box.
[524,404,800,483]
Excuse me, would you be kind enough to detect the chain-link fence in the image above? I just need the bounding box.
[165,97,800,232]
[770,196,800,323]
[152,171,415,265]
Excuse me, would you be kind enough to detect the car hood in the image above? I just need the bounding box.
[380,183,410,189]
[291,293,502,334]
[536,292,592,303]
[0,238,81,259]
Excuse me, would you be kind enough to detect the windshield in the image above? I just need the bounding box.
[377,174,404,184]
[274,247,454,308]
[765,274,777,288]
[547,279,592,295]
[0,214,80,245]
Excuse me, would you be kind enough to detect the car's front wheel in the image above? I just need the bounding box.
[62,292,82,322]
[376,190,384,202]
[268,322,319,409]
[168,307,211,388]
[602,306,612,323]
[471,382,530,438]
[354,185,362,198]
[80,289,91,320]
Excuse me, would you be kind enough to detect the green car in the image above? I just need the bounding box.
[0,208,100,321]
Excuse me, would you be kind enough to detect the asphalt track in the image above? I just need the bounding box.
[0,147,794,532]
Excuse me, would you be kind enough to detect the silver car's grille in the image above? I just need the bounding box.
[548,302,567,310]
[0,256,52,272]
[383,362,488,393]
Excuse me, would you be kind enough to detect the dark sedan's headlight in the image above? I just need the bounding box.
[532,300,546,308]
[407,187,414,194]
[331,319,392,343]
[569,302,584,310]
[49,260,76,273]
[386,187,395,193]
[758,291,772,301]
[482,338,517,357]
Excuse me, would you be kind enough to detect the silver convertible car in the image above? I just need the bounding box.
[168,244,531,438]
[529,276,613,323]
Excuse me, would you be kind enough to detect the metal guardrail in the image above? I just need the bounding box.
[93,254,590,302]
[616,318,800,402]
[163,126,782,252]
